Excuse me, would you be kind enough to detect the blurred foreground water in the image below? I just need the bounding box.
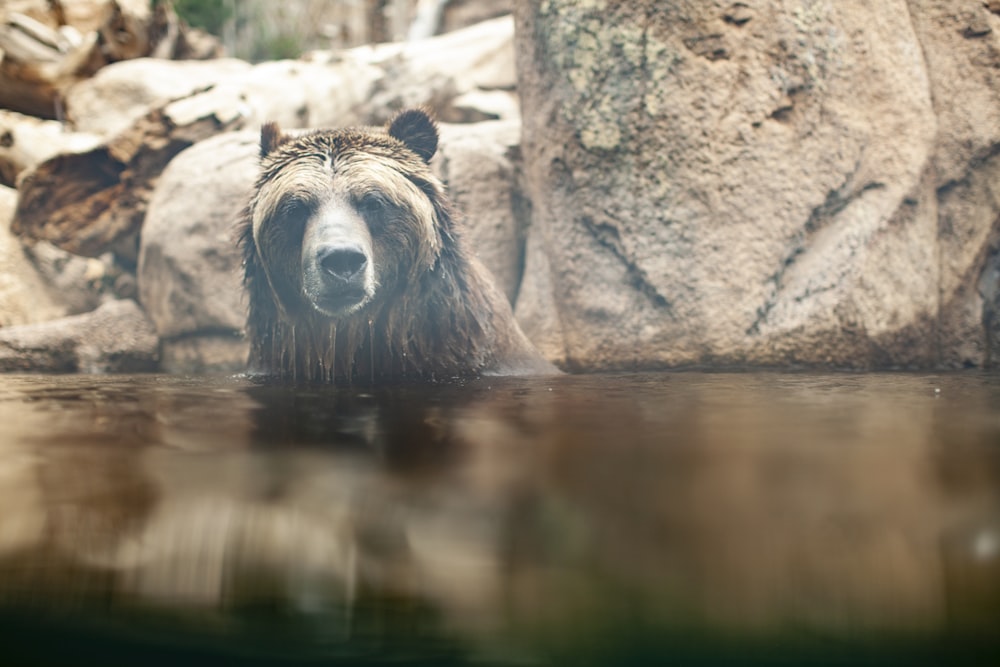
[0,372,998,666]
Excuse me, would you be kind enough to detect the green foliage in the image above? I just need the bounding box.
[172,0,232,36]
[253,34,303,61]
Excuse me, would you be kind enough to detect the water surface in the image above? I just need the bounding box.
[0,371,998,665]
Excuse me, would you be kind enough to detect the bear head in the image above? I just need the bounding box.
[247,108,449,321]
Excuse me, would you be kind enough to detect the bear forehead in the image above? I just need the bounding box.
[258,148,427,205]
[255,129,435,209]
[252,132,436,224]
[266,128,423,170]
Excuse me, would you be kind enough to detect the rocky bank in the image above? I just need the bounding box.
[2,1,999,373]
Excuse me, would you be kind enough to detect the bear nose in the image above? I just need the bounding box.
[318,246,367,282]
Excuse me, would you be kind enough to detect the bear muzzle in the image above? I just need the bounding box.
[318,245,368,283]
[304,243,372,316]
[299,197,377,317]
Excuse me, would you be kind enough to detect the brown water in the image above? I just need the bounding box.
[0,371,998,666]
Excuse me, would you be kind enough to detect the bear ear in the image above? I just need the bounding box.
[387,108,438,163]
[260,121,289,158]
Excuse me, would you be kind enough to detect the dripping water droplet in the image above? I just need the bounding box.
[290,325,297,384]
[368,317,375,385]
[329,325,337,383]
[270,326,279,379]
[304,328,313,382]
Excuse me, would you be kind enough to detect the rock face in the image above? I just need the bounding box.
[514,1,1000,369]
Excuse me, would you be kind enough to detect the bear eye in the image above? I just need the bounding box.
[357,193,389,218]
[276,194,313,223]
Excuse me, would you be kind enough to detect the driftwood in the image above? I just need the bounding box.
[12,99,242,260]
[0,0,219,119]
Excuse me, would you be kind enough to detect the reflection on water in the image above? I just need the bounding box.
[0,372,998,665]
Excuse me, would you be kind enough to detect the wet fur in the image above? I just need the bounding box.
[237,109,556,383]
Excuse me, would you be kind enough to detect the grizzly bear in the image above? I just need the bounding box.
[237,108,557,383]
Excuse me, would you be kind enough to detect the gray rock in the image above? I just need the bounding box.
[137,131,258,340]
[435,120,525,304]
[0,299,159,373]
[910,4,1000,369]
[514,0,1000,370]
[513,226,566,366]
[21,241,113,315]
[0,184,87,327]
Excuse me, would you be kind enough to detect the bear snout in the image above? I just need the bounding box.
[318,245,368,284]
[304,242,372,315]
[299,199,376,316]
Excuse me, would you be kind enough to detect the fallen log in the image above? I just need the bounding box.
[12,99,243,261]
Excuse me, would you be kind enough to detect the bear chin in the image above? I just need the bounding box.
[301,249,376,318]
[308,293,371,319]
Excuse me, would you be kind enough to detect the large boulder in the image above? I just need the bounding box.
[137,131,258,372]
[514,0,1000,370]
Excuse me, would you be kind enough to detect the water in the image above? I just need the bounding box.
[0,371,998,665]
